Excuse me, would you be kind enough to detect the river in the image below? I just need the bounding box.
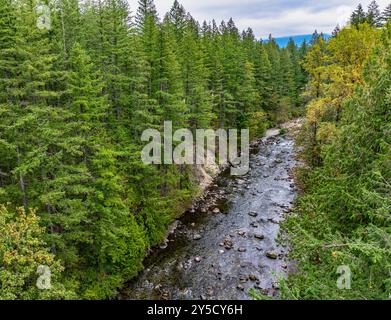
[120,124,299,300]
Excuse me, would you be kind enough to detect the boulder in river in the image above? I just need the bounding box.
[266,251,279,260]
[194,256,202,263]
[238,247,247,253]
[254,234,265,240]
[212,208,220,214]
[248,211,258,217]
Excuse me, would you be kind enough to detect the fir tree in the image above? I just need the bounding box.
[135,0,158,28]
[254,44,274,111]
[332,24,341,37]
[381,3,391,24]
[367,1,382,27]
[350,4,367,27]
[167,0,187,39]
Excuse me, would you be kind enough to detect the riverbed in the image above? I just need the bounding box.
[120,125,299,300]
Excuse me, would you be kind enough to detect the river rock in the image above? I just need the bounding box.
[194,256,202,263]
[254,234,265,240]
[159,240,169,250]
[237,230,246,237]
[193,234,202,241]
[250,222,259,228]
[266,251,279,260]
[212,208,220,214]
[238,247,247,253]
[268,218,279,224]
[237,284,244,291]
[249,275,258,282]
[248,211,258,217]
[223,239,233,250]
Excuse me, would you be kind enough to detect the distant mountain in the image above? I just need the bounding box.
[263,34,331,48]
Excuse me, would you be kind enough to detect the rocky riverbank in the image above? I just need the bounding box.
[120,120,302,300]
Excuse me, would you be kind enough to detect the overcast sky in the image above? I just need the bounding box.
[128,0,390,38]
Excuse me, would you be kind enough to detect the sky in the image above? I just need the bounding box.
[127,0,390,39]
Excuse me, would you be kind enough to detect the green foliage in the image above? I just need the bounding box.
[0,0,303,299]
[283,21,391,301]
[300,24,379,166]
[0,205,76,300]
[350,1,387,28]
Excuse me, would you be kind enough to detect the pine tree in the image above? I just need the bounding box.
[286,39,305,106]
[52,0,83,61]
[167,0,187,40]
[367,1,382,27]
[156,17,187,127]
[310,30,320,45]
[236,61,259,129]
[135,0,158,28]
[254,43,274,111]
[265,36,282,110]
[350,4,367,27]
[242,27,257,62]
[180,17,214,129]
[332,24,341,37]
[279,48,296,105]
[0,0,24,210]
[381,3,391,24]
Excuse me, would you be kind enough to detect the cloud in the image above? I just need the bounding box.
[128,0,391,38]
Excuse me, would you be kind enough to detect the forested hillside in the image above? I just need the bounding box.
[0,0,305,299]
[282,2,391,300]
[1,0,389,301]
